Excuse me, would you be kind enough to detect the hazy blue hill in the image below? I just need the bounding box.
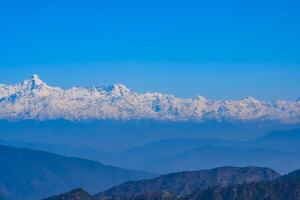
[0,139,113,166]
[150,145,300,173]
[105,128,300,173]
[0,145,155,200]
[1,120,300,175]
[106,138,239,170]
[250,128,300,152]
[0,137,239,170]
[95,166,279,200]
[121,138,238,159]
[118,128,300,161]
[2,127,300,175]
[0,119,298,151]
[3,135,300,175]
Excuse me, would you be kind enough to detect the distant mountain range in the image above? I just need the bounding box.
[43,166,282,200]
[2,128,300,174]
[111,129,300,174]
[0,144,155,200]
[148,145,300,174]
[95,166,279,200]
[185,169,300,200]
[2,143,298,200]
[67,129,300,174]
[43,168,300,200]
[0,74,299,123]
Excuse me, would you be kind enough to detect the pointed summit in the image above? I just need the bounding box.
[31,74,44,85]
[242,97,256,101]
[32,74,39,79]
[195,96,207,101]
[105,84,132,96]
[21,74,46,90]
[28,74,45,90]
[241,97,260,103]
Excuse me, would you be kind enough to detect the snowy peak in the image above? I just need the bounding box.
[105,84,133,96]
[20,74,47,92]
[31,74,44,85]
[0,74,299,123]
[241,97,260,102]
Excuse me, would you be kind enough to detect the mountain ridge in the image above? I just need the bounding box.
[95,166,280,200]
[0,75,299,123]
[185,169,300,200]
[42,169,300,200]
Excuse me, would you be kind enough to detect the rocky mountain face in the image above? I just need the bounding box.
[185,170,300,200]
[43,166,285,200]
[43,189,95,200]
[0,145,154,200]
[0,75,300,123]
[115,170,300,200]
[95,166,280,200]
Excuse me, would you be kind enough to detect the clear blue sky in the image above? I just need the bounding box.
[0,0,299,100]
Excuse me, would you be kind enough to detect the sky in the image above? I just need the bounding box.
[0,0,299,100]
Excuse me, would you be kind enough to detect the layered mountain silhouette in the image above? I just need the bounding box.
[2,128,300,174]
[0,145,155,200]
[43,166,281,200]
[43,168,300,200]
[251,128,300,152]
[147,145,300,174]
[95,166,279,199]
[79,129,300,174]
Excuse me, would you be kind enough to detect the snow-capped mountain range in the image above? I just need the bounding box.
[0,75,299,123]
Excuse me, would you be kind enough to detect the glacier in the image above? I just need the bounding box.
[0,74,299,123]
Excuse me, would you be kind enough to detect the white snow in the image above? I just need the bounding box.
[0,75,299,123]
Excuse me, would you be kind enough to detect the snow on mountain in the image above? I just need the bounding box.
[0,75,299,123]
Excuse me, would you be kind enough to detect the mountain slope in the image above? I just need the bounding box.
[0,144,155,200]
[43,188,95,200]
[0,75,300,123]
[186,170,300,200]
[95,166,280,200]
